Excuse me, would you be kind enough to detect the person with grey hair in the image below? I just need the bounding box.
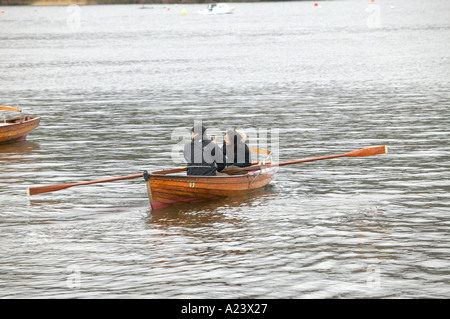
[221,129,251,170]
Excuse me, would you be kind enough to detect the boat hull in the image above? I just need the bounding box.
[0,116,40,144]
[199,9,234,15]
[198,3,235,15]
[146,167,277,210]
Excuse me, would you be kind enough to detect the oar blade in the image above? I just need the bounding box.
[248,147,271,155]
[28,173,144,196]
[0,106,21,112]
[28,184,74,196]
[345,145,388,157]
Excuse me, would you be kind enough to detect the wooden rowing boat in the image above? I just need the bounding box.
[0,107,40,144]
[143,166,277,210]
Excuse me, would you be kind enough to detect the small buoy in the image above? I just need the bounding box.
[314,2,318,6]
[181,9,187,15]
[166,7,170,11]
[1,10,5,13]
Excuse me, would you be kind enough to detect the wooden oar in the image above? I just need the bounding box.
[0,106,21,112]
[225,145,388,174]
[279,145,387,165]
[28,173,144,196]
[27,165,193,196]
[248,147,271,155]
[28,162,234,195]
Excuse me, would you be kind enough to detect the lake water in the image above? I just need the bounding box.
[0,0,449,299]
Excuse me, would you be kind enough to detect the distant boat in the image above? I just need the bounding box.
[0,106,40,144]
[139,2,153,9]
[198,3,235,15]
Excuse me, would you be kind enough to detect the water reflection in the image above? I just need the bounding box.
[0,141,40,159]
[147,187,275,226]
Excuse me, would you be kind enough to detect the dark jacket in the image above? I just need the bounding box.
[184,138,225,176]
[222,141,252,168]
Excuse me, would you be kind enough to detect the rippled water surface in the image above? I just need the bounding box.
[1,0,449,298]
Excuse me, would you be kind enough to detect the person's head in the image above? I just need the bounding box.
[224,129,243,146]
[191,125,207,140]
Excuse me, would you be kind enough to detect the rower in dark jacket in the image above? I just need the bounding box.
[222,129,251,168]
[183,125,225,176]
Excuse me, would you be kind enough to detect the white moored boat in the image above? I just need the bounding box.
[198,3,235,15]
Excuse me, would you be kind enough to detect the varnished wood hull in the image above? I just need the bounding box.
[0,116,40,144]
[146,167,277,210]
